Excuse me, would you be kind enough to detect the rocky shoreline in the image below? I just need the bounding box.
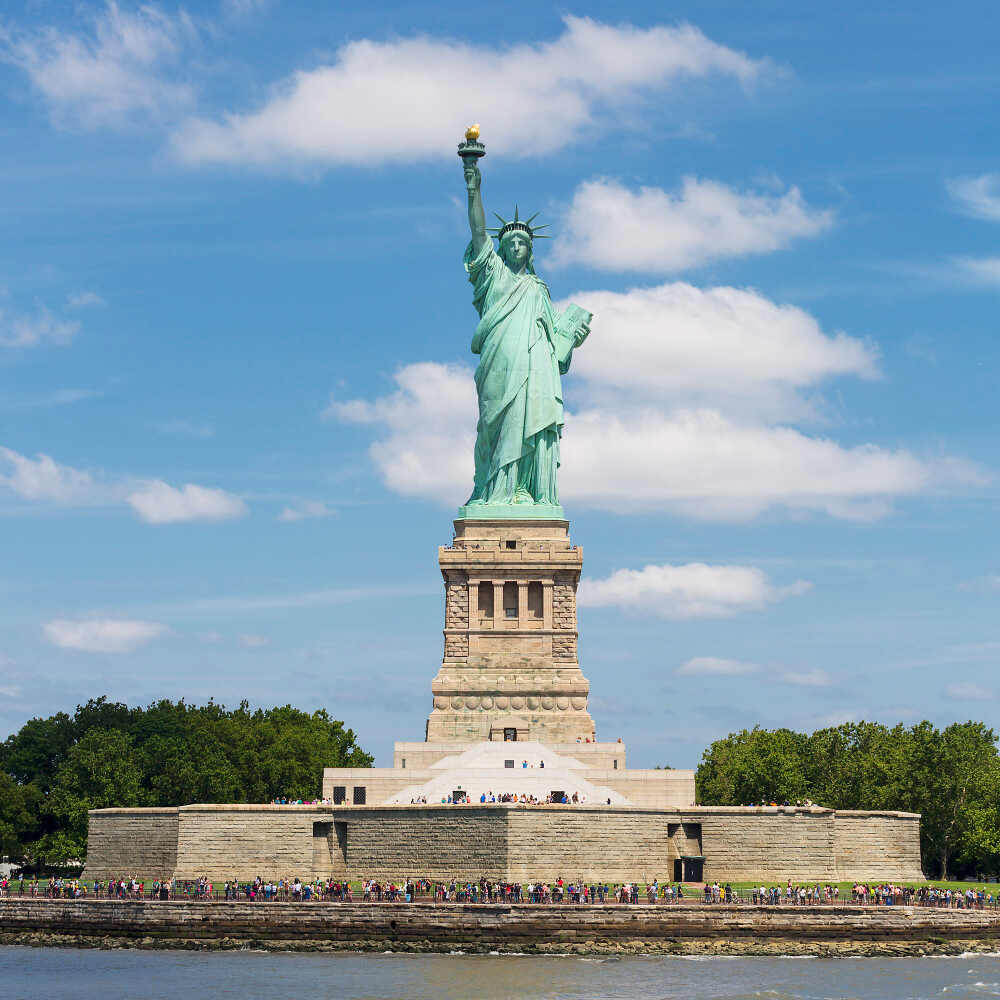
[3,930,1000,957]
[3,900,1000,958]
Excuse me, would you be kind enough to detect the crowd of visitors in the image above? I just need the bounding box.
[431,791,592,805]
[745,882,997,908]
[1,873,996,909]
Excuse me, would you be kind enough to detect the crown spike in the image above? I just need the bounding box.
[492,207,551,243]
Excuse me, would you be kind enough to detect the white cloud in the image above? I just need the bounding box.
[553,177,833,273]
[677,656,759,676]
[946,682,992,700]
[578,563,810,619]
[0,684,21,698]
[43,617,167,653]
[238,633,269,648]
[278,500,334,522]
[67,291,106,309]
[0,305,79,348]
[781,668,832,687]
[2,0,197,129]
[171,16,769,167]
[0,446,250,525]
[329,364,978,520]
[0,447,100,504]
[327,362,476,503]
[947,173,1000,222]
[563,281,877,419]
[560,408,965,519]
[126,480,247,523]
[953,257,1000,285]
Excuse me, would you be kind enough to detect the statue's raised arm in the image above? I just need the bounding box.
[460,126,489,255]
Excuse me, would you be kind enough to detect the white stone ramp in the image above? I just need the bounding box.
[386,741,630,806]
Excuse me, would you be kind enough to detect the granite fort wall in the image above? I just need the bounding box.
[340,808,508,879]
[833,811,924,880]
[3,900,999,955]
[694,808,839,882]
[690,807,923,882]
[85,809,179,880]
[173,806,333,881]
[506,808,673,882]
[86,804,923,883]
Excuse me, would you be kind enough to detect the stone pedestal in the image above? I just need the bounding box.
[426,519,596,743]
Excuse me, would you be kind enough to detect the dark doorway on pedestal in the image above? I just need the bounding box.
[504,728,517,741]
[550,790,565,803]
[674,856,704,882]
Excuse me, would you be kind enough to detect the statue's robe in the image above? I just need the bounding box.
[464,239,587,506]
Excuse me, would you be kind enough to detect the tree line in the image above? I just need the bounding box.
[0,697,372,865]
[3,701,996,877]
[696,720,1000,879]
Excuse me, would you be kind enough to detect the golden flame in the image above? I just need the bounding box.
[465,124,481,142]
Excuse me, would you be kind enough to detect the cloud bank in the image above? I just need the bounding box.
[578,563,810,619]
[677,656,759,676]
[948,173,1000,222]
[330,358,976,521]
[0,305,79,348]
[553,177,832,273]
[43,617,167,653]
[170,17,770,167]
[562,281,877,420]
[2,0,197,129]
[0,446,246,523]
[126,480,247,524]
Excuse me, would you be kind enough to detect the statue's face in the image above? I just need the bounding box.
[501,233,532,270]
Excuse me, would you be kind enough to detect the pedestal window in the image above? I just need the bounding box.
[503,581,518,619]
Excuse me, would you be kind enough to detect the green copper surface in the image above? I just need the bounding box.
[459,138,591,521]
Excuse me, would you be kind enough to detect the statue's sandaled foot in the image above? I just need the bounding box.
[513,489,534,504]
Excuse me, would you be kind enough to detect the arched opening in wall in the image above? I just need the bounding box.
[503,582,518,619]
[527,582,543,619]
[478,582,494,619]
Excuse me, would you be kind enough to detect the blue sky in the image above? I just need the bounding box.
[1,0,998,771]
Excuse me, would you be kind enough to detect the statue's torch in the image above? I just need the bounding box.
[457,124,486,162]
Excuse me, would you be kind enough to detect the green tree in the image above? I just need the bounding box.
[0,711,76,791]
[697,718,1000,877]
[697,727,809,806]
[42,729,144,859]
[897,721,998,879]
[805,722,905,810]
[0,697,373,865]
[0,771,43,858]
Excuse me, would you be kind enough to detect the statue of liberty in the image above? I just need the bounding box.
[458,126,592,518]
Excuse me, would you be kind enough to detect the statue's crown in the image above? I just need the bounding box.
[487,205,550,242]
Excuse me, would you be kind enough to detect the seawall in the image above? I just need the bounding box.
[85,803,924,884]
[3,900,1000,956]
